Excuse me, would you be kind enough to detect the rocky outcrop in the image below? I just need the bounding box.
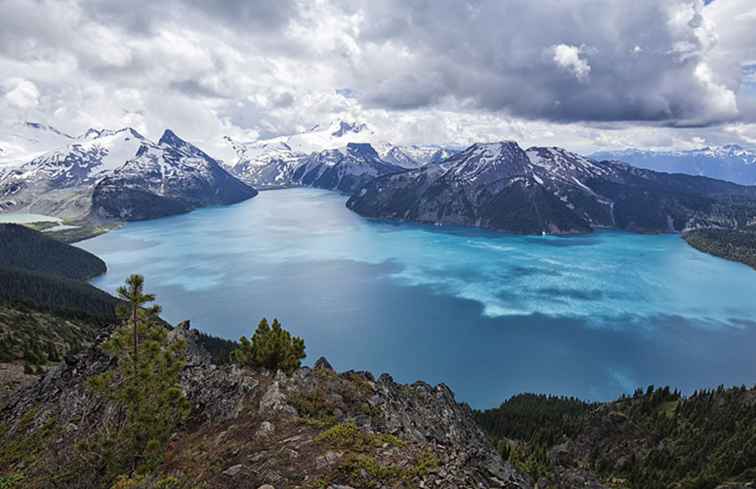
[1,324,531,489]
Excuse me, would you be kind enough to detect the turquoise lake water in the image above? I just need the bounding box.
[77,188,756,407]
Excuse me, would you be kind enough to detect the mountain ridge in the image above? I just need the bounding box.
[0,126,257,223]
[592,145,756,185]
[224,120,462,189]
[346,141,756,235]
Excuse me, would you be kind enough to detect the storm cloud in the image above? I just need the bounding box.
[0,0,754,157]
[345,0,742,125]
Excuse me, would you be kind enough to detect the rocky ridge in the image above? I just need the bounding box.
[1,322,531,489]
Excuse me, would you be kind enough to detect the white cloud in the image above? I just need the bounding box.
[551,44,591,82]
[3,78,40,108]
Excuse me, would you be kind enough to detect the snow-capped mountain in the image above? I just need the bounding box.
[391,144,460,167]
[286,120,377,154]
[92,129,257,220]
[375,144,419,169]
[229,140,404,193]
[592,145,756,185]
[290,143,404,194]
[0,122,76,168]
[225,138,307,188]
[347,141,756,235]
[226,120,460,167]
[0,127,257,220]
[0,127,151,217]
[224,120,458,189]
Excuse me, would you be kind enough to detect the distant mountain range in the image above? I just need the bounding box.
[0,124,257,221]
[347,142,756,235]
[4,119,756,238]
[224,120,460,190]
[228,140,405,194]
[592,145,756,185]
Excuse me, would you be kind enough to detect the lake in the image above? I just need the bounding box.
[77,188,756,407]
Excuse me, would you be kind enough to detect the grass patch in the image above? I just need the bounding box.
[314,422,404,451]
[0,474,24,489]
[333,449,440,488]
[0,408,59,471]
[290,390,336,419]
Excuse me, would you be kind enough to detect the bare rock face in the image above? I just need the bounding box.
[0,326,531,489]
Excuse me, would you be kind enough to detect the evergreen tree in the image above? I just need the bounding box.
[90,275,190,476]
[116,275,160,379]
[232,318,305,374]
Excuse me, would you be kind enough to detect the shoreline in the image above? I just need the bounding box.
[4,187,754,268]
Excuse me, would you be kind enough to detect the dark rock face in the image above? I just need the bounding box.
[1,326,531,489]
[347,142,756,235]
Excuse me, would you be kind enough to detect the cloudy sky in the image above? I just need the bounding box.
[1,0,755,159]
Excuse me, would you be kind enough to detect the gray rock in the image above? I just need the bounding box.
[315,450,343,469]
[222,464,244,477]
[259,381,293,415]
[256,421,275,437]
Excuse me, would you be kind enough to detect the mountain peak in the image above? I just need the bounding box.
[159,128,185,147]
[721,144,745,152]
[80,127,145,141]
[82,128,104,140]
[23,121,73,139]
[330,120,368,137]
[158,129,218,163]
[465,141,524,159]
[345,142,379,159]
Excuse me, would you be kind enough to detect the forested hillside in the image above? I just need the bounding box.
[0,267,118,323]
[476,386,756,489]
[684,228,756,269]
[0,224,106,280]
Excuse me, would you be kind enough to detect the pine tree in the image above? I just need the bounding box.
[232,317,305,374]
[90,275,190,476]
[116,274,160,378]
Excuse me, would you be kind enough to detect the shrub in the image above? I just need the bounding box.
[231,318,305,374]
